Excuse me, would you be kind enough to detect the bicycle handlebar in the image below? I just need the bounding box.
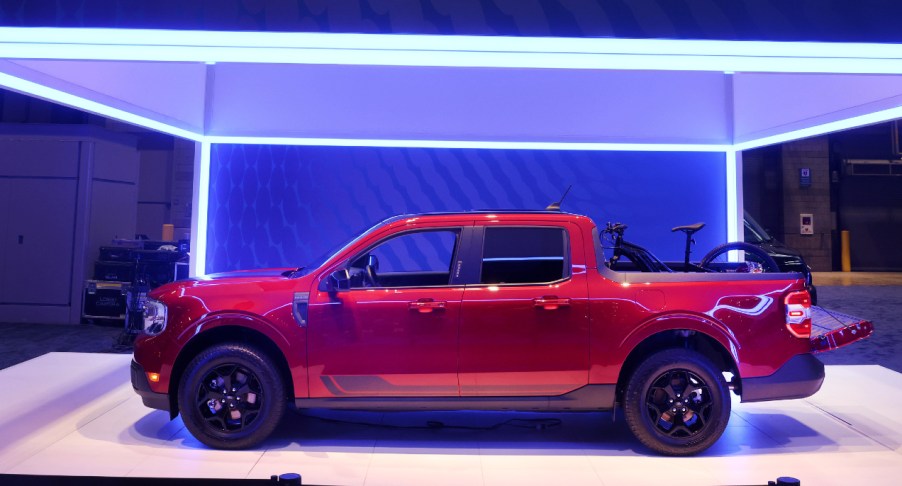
[604,222,628,235]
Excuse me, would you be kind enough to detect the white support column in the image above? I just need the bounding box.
[69,140,94,324]
[725,150,744,243]
[189,63,216,277]
[189,140,210,277]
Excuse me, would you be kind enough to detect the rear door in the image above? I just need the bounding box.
[458,222,590,396]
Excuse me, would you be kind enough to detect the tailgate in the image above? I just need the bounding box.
[810,306,874,353]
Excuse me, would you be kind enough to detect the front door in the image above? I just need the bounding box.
[459,224,590,396]
[307,228,464,398]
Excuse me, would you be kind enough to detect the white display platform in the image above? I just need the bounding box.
[1,353,900,485]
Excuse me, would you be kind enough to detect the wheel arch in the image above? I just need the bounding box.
[615,317,740,403]
[168,323,295,418]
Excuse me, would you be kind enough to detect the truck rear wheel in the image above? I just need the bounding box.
[178,343,285,449]
[623,348,730,456]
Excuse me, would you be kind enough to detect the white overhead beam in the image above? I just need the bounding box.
[0,69,203,141]
[733,104,902,151]
[202,136,730,151]
[1,27,902,73]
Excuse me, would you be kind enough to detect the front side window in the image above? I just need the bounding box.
[349,230,459,288]
[480,227,568,284]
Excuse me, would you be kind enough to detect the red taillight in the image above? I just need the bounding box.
[784,290,812,338]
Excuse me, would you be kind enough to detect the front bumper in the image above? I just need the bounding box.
[131,359,170,412]
[741,353,825,403]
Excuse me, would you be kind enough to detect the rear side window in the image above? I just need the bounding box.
[480,227,568,284]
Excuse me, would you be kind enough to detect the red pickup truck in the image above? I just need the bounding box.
[131,211,871,455]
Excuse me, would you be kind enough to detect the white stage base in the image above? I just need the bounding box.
[1,352,900,485]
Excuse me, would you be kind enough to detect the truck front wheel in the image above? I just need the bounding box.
[178,343,286,449]
[623,348,730,456]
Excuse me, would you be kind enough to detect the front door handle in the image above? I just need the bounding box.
[534,296,571,310]
[409,298,446,313]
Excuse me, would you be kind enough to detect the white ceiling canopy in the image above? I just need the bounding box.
[0,27,901,149]
[2,27,901,276]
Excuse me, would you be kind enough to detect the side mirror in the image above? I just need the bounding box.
[318,269,350,293]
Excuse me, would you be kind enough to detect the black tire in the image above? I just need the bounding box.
[700,242,780,273]
[623,349,730,456]
[178,343,286,449]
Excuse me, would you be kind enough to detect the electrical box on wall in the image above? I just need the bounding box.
[800,168,812,187]
[800,213,814,235]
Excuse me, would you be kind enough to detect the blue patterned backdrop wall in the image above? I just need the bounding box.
[4,1,899,44]
[207,145,726,273]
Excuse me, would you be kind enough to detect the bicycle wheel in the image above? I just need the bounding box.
[700,242,780,273]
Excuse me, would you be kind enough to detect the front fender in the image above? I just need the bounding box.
[169,310,308,400]
[176,311,293,350]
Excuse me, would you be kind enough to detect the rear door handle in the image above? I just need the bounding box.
[534,296,571,310]
[409,298,446,313]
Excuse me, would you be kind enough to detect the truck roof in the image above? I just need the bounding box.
[382,210,591,225]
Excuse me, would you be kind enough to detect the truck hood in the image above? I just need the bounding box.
[200,268,296,281]
[150,267,300,297]
[181,268,304,289]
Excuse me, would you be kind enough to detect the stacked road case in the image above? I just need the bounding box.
[83,240,189,323]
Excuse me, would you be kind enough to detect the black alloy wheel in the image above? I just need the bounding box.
[645,369,712,437]
[197,363,263,431]
[624,348,730,456]
[178,343,285,449]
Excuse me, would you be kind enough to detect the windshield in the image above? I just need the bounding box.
[293,217,401,276]
[743,211,772,244]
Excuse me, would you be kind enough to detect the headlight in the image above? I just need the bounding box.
[143,299,168,336]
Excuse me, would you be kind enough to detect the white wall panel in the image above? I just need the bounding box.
[93,138,139,183]
[0,304,71,324]
[89,180,137,255]
[136,149,172,240]
[0,131,139,323]
[0,178,77,306]
[137,150,172,201]
[209,63,730,144]
[136,204,167,240]
[734,73,902,144]
[0,139,79,177]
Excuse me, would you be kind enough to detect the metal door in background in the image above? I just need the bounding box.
[839,160,902,271]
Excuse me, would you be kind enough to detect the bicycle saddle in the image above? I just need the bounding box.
[671,222,705,235]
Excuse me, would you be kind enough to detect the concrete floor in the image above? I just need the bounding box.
[812,271,902,286]
[810,274,902,373]
[0,320,128,371]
